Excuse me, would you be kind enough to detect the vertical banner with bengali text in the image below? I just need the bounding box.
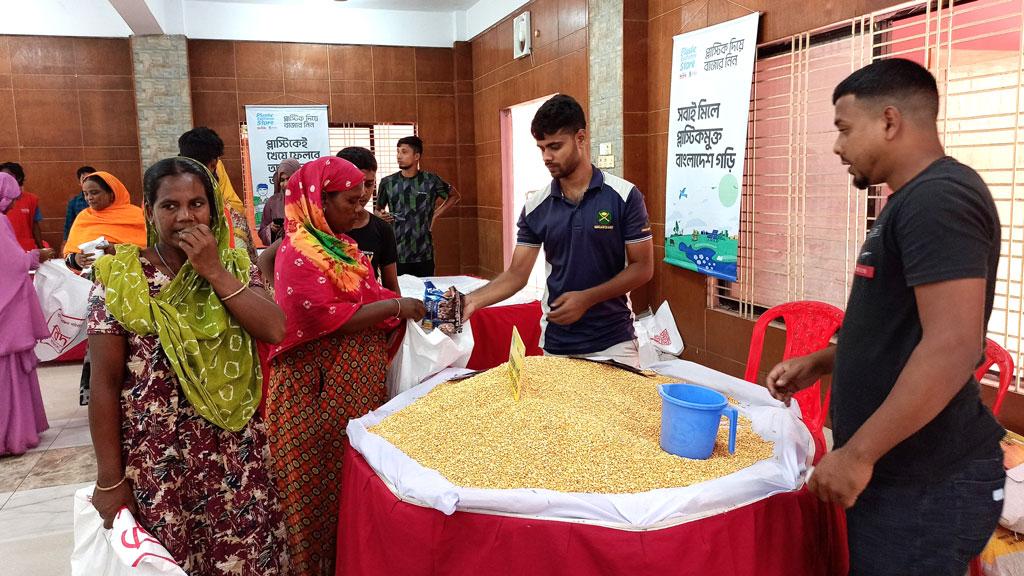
[663,13,759,281]
[244,105,330,229]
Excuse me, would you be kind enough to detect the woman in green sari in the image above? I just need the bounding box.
[87,157,288,575]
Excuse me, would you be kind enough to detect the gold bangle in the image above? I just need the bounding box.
[392,298,402,320]
[95,476,127,492]
[220,285,248,302]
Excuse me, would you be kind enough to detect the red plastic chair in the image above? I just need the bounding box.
[970,339,1014,576]
[974,337,1014,418]
[744,301,844,436]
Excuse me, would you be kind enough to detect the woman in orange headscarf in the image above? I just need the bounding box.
[64,172,147,270]
[64,171,148,407]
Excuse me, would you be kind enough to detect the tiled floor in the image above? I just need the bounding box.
[0,363,92,576]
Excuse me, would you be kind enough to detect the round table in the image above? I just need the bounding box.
[336,354,849,576]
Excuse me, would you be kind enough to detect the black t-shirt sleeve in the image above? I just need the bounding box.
[376,216,398,268]
[894,181,994,287]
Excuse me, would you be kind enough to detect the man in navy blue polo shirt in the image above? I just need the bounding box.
[463,94,654,366]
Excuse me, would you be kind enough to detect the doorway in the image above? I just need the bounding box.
[500,95,556,296]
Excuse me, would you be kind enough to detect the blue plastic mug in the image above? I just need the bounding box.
[658,383,738,460]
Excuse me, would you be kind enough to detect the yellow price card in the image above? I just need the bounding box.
[508,326,526,401]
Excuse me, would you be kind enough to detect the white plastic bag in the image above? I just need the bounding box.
[387,319,475,398]
[33,260,93,361]
[1000,464,1024,532]
[633,321,660,369]
[636,301,685,362]
[71,486,186,576]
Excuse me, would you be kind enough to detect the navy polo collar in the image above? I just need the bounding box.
[550,165,604,200]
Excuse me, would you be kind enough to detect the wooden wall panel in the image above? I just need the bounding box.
[467,0,589,276]
[188,39,467,272]
[0,35,140,250]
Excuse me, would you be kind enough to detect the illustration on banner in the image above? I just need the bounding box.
[665,171,741,280]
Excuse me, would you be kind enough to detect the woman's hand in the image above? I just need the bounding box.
[397,297,426,321]
[177,225,225,281]
[74,252,96,268]
[91,480,138,530]
[36,248,56,263]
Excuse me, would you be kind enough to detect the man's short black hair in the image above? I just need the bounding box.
[0,162,25,186]
[337,147,378,171]
[531,94,587,140]
[397,136,423,155]
[832,58,939,119]
[77,166,97,178]
[178,127,225,166]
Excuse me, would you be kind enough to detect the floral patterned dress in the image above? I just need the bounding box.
[88,257,287,576]
[267,328,390,576]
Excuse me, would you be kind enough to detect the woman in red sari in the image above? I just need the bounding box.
[267,156,424,575]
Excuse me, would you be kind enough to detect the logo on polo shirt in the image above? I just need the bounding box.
[595,210,614,230]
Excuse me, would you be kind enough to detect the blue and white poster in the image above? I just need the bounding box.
[244,105,330,228]
[664,13,759,281]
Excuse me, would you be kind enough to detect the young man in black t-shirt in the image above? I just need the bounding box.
[767,59,1005,575]
[337,147,399,293]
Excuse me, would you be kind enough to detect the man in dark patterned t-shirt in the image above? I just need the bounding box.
[375,136,460,277]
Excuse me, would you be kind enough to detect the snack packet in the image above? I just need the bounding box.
[422,281,465,335]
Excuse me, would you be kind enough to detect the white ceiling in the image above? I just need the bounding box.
[1,0,528,45]
[204,0,479,11]
[184,0,530,44]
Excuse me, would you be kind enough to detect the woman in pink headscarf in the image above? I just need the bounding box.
[265,157,423,575]
[0,172,55,455]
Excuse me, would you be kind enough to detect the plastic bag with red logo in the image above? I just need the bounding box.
[635,301,685,368]
[33,261,93,361]
[71,486,186,576]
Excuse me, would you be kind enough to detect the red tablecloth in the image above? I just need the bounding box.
[465,301,544,370]
[336,443,849,576]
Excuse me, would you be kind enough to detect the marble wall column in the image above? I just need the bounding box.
[131,35,193,171]
[588,0,623,178]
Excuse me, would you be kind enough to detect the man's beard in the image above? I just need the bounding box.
[550,155,579,180]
